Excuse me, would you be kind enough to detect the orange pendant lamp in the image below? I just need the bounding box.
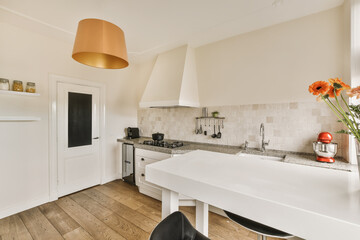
[72,18,129,69]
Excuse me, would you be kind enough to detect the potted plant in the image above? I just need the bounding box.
[308,78,360,178]
[212,111,219,118]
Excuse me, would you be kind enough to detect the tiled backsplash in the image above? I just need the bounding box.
[138,102,347,158]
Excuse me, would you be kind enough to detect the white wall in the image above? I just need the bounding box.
[196,6,346,106]
[0,21,139,218]
[136,6,349,158]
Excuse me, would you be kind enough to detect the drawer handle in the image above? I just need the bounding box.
[141,158,145,161]
[141,173,145,177]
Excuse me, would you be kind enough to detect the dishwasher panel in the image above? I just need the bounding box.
[122,143,135,185]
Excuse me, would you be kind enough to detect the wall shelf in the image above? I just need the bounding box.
[0,90,40,97]
[196,117,225,119]
[0,117,41,122]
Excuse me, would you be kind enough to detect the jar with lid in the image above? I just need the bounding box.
[26,82,36,93]
[13,80,23,92]
[0,78,10,91]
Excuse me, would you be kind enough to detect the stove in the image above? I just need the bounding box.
[142,140,184,149]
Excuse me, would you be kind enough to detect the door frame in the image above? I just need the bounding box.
[49,74,106,201]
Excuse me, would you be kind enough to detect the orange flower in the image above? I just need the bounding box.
[326,85,341,98]
[329,78,350,90]
[347,86,360,99]
[308,81,330,96]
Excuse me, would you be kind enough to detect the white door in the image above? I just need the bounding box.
[57,83,101,197]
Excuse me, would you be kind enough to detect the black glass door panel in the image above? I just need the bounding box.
[68,92,92,148]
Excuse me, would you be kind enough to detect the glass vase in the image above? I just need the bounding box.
[355,140,360,180]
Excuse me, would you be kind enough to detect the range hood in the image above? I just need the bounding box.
[139,45,200,108]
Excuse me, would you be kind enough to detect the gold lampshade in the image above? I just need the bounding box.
[72,18,129,69]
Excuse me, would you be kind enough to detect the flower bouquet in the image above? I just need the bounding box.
[309,78,360,176]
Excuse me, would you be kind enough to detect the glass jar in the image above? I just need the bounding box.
[26,82,36,93]
[13,80,23,92]
[0,78,10,90]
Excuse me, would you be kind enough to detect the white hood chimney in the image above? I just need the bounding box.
[139,45,200,108]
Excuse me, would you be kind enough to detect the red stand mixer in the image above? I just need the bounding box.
[312,132,338,163]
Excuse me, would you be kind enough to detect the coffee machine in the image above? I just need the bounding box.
[126,127,140,139]
[312,132,337,163]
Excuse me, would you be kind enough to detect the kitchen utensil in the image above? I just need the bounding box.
[312,132,337,163]
[211,124,217,138]
[222,120,224,129]
[199,120,203,134]
[195,119,199,134]
[202,107,208,117]
[217,125,221,138]
[152,132,164,141]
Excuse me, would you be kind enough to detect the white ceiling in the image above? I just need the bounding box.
[0,0,344,63]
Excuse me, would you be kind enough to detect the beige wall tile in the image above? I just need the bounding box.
[138,101,347,157]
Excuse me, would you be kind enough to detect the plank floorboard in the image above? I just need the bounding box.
[57,197,125,240]
[0,215,33,240]
[70,192,148,240]
[94,185,143,210]
[2,180,283,240]
[38,202,79,235]
[83,188,157,233]
[63,227,94,240]
[109,181,162,209]
[102,213,148,240]
[19,208,63,240]
[136,204,161,222]
[70,193,113,220]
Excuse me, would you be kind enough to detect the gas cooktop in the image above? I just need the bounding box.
[142,140,184,149]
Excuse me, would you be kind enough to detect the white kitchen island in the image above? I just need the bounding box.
[145,150,360,240]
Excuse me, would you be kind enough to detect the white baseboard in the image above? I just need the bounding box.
[139,186,162,201]
[0,195,49,219]
[101,174,119,184]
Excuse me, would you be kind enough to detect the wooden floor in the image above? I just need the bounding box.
[0,180,281,240]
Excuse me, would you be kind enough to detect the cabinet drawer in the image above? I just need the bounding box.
[135,155,159,168]
[136,166,162,191]
[135,148,171,160]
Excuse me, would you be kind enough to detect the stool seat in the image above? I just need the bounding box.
[150,211,209,240]
[224,211,293,239]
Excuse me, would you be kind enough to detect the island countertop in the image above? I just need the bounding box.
[146,150,360,240]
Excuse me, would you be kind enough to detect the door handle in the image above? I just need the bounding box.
[93,137,99,140]
[125,161,131,164]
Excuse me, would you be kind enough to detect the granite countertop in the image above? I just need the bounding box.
[117,137,357,172]
[118,137,241,155]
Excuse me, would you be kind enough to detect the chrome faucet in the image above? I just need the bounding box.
[260,123,270,152]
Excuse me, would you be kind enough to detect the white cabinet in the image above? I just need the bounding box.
[135,148,171,200]
[135,148,195,205]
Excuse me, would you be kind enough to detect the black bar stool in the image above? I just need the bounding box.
[224,210,294,240]
[149,211,210,240]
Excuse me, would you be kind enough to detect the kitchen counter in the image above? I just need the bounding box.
[117,137,356,172]
[118,137,247,155]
